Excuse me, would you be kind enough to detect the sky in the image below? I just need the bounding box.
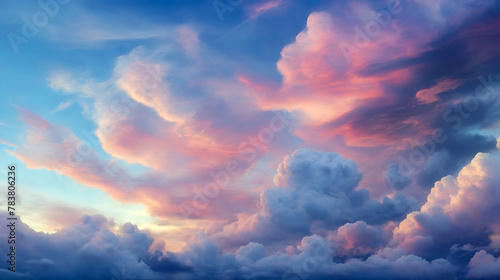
[1,0,500,279]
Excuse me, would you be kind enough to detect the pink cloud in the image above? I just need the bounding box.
[249,0,284,17]
[8,107,258,230]
[245,11,415,134]
[416,79,464,104]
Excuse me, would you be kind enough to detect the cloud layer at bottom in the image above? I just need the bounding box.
[3,147,500,280]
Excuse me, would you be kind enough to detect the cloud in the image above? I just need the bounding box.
[6,107,142,203]
[0,208,458,280]
[249,0,284,17]
[467,250,500,279]
[416,79,463,104]
[50,99,75,113]
[384,162,412,190]
[175,234,456,280]
[328,221,388,258]
[394,152,500,258]
[0,212,161,280]
[212,149,416,249]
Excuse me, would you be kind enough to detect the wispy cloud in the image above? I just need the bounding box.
[51,99,75,113]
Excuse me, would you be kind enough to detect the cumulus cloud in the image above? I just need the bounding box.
[269,150,415,227]
[212,149,416,248]
[384,162,412,190]
[394,152,500,258]
[167,233,455,280]
[5,147,500,279]
[0,212,160,280]
[0,209,458,280]
[467,250,500,279]
[328,221,388,258]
